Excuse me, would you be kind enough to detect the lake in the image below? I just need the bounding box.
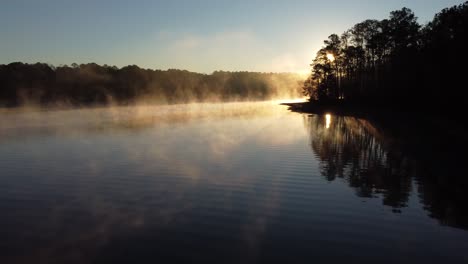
[1,101,467,263]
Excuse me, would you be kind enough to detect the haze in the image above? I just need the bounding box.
[0,0,462,74]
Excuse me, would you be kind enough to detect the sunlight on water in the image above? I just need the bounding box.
[0,101,468,263]
[325,113,332,129]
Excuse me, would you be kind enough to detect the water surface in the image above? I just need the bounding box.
[1,102,467,263]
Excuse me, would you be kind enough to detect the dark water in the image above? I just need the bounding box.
[1,102,467,264]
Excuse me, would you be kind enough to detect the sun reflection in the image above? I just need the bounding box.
[325,114,331,129]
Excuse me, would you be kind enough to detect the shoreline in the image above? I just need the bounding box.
[280,101,385,119]
[280,101,468,148]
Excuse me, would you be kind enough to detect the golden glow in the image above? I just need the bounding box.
[296,69,311,77]
[326,53,335,62]
[275,98,308,104]
[325,114,331,129]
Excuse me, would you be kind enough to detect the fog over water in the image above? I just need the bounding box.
[1,101,468,264]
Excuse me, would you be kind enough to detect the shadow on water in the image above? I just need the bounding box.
[303,113,468,229]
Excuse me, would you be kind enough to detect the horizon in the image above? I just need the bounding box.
[1,0,464,74]
[0,62,311,76]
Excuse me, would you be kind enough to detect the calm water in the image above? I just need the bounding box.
[1,102,467,263]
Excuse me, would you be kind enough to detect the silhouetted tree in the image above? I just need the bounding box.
[303,2,468,114]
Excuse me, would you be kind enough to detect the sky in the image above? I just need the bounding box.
[0,0,464,74]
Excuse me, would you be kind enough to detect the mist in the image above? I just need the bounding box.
[0,62,306,110]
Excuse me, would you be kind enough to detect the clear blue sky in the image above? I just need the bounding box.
[0,0,463,73]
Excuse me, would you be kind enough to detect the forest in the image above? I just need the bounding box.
[0,63,304,107]
[303,2,468,113]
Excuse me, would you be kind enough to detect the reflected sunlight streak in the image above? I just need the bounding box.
[325,114,331,129]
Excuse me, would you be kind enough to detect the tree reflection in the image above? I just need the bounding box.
[305,114,413,209]
[304,113,468,228]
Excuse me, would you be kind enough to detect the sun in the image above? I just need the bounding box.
[326,53,335,62]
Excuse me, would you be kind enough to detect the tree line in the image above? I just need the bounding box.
[303,2,468,113]
[0,63,304,107]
